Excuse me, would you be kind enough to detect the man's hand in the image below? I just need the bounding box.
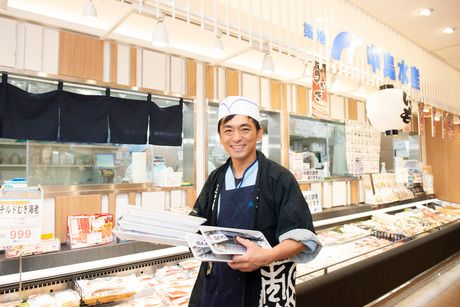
[227,237,274,272]
[227,237,306,273]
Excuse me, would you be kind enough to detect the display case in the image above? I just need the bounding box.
[289,115,348,180]
[1,197,458,306]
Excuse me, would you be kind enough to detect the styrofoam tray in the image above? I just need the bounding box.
[119,206,206,226]
[113,229,188,247]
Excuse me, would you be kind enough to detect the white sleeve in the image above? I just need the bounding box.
[278,229,322,263]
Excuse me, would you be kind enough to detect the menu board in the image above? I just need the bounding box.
[345,120,381,175]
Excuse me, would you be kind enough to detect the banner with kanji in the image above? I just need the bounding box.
[418,102,425,136]
[0,187,43,246]
[311,61,329,119]
[446,113,454,140]
[431,107,436,138]
[441,111,446,139]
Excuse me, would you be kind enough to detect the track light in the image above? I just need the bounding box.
[302,59,314,78]
[212,33,223,54]
[419,8,433,16]
[83,0,97,18]
[261,52,274,73]
[0,0,8,12]
[152,12,169,47]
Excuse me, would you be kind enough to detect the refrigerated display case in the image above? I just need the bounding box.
[1,197,458,306]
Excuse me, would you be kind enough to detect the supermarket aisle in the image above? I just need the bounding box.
[391,257,460,307]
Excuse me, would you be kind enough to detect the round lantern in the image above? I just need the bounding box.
[366,84,411,135]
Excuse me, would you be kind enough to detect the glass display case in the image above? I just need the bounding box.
[207,103,281,174]
[289,115,348,179]
[1,197,458,306]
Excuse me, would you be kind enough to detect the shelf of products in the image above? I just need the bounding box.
[0,198,458,306]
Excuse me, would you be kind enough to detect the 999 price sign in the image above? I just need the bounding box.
[0,187,43,246]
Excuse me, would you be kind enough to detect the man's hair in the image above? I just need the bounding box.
[217,114,261,134]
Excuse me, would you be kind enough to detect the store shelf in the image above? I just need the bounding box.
[312,195,435,228]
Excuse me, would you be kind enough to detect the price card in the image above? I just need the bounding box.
[0,187,43,246]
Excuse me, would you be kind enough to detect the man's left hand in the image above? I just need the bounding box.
[227,237,274,272]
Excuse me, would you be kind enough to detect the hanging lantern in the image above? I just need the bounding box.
[366,84,412,135]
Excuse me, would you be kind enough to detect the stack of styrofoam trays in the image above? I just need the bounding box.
[114,206,206,247]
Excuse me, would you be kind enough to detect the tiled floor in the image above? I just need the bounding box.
[383,255,460,307]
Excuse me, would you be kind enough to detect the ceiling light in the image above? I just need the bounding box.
[423,105,430,113]
[419,8,433,16]
[302,59,314,77]
[443,27,455,34]
[212,33,223,54]
[83,0,97,18]
[453,115,460,125]
[261,52,275,73]
[152,12,169,47]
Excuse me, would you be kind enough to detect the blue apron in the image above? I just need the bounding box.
[202,182,256,307]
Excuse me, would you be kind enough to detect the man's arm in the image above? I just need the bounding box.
[227,237,304,272]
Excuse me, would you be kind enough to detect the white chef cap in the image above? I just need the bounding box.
[218,96,261,123]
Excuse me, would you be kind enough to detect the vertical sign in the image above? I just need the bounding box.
[0,187,43,246]
[431,107,436,138]
[311,61,329,119]
[418,102,425,137]
[446,113,454,140]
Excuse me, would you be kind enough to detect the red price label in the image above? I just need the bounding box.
[9,229,32,240]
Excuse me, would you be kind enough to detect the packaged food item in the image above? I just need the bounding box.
[5,239,60,258]
[53,289,80,307]
[177,259,200,271]
[26,294,55,306]
[67,214,113,249]
[0,298,22,307]
[113,293,165,307]
[76,275,137,305]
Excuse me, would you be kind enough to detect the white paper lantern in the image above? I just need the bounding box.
[366,85,411,134]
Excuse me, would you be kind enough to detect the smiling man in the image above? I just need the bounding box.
[190,96,321,307]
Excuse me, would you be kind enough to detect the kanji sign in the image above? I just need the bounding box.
[0,187,43,246]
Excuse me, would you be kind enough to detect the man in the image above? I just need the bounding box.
[190,96,321,307]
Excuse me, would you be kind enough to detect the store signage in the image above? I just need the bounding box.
[0,187,43,246]
[303,22,326,46]
[329,31,421,90]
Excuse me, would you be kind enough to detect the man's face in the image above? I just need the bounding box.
[219,115,263,163]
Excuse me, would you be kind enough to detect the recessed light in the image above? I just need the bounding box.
[443,27,455,34]
[419,8,433,16]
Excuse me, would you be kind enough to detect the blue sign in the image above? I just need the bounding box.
[303,22,314,40]
[317,29,326,46]
[367,45,381,73]
[398,60,409,85]
[383,53,396,80]
[411,66,420,90]
[331,31,353,61]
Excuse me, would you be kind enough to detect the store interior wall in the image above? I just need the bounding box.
[425,119,460,203]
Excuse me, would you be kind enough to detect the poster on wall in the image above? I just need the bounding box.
[431,107,436,138]
[446,112,454,140]
[311,61,329,119]
[417,102,425,136]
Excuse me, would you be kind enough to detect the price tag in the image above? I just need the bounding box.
[0,187,43,246]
